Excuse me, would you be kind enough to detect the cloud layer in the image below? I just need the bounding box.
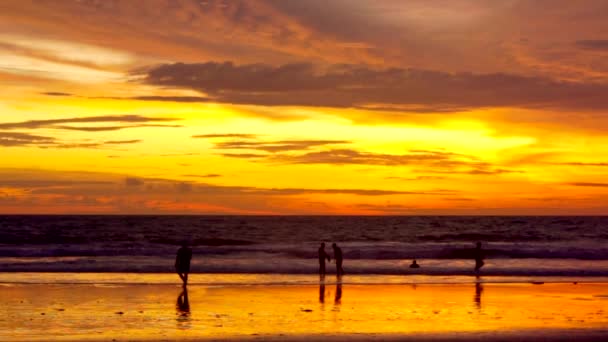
[138,61,608,112]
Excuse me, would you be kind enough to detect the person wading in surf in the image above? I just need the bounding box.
[318,242,331,278]
[474,242,485,273]
[175,242,193,287]
[332,243,344,278]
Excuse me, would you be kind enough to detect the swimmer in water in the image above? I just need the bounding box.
[409,259,420,268]
[474,242,485,273]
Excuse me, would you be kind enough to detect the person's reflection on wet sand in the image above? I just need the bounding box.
[334,283,342,304]
[474,278,483,310]
[319,283,325,303]
[176,287,191,329]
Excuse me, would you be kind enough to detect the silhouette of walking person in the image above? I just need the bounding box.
[332,243,344,278]
[175,242,193,287]
[318,243,331,278]
[474,242,484,273]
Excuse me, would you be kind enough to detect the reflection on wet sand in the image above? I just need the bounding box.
[475,281,483,310]
[319,283,325,303]
[3,281,608,341]
[176,287,190,329]
[335,283,342,304]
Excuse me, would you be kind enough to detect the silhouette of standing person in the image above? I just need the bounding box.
[318,243,331,278]
[175,242,193,287]
[474,242,484,273]
[332,243,344,277]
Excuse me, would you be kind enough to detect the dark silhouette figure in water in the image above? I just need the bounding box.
[334,283,342,304]
[319,283,325,303]
[474,279,483,310]
[175,243,193,286]
[474,242,484,273]
[332,243,344,277]
[409,259,420,268]
[318,243,331,278]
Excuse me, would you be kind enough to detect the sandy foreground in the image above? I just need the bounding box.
[0,274,607,341]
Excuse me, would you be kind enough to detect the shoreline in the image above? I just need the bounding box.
[2,272,608,286]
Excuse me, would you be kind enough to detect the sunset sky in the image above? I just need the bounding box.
[2,0,608,214]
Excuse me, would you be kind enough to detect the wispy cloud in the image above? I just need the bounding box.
[385,176,446,181]
[0,115,180,148]
[193,133,258,139]
[215,145,521,176]
[41,92,73,97]
[91,95,211,103]
[214,139,350,153]
[575,40,608,51]
[566,182,608,188]
[182,174,222,178]
[271,148,473,166]
[103,140,142,145]
[0,132,55,147]
[0,115,180,131]
[549,162,608,167]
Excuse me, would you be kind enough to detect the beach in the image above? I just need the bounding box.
[1,273,607,341]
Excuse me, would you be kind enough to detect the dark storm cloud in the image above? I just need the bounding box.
[137,61,608,112]
[575,40,608,51]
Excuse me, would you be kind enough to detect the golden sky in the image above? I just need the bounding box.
[1,0,608,214]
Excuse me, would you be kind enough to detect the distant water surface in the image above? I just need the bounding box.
[1,216,607,276]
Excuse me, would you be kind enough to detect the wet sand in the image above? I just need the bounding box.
[1,274,607,341]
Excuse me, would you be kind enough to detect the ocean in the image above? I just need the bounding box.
[1,215,608,279]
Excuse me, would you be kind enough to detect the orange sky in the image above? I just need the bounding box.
[1,0,608,214]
